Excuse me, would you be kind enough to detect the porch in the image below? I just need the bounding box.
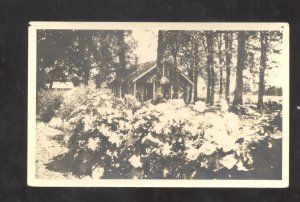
[132,81,191,102]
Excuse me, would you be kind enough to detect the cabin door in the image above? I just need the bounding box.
[144,83,153,101]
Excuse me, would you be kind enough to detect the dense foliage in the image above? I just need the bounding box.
[44,84,282,179]
[37,30,138,89]
[37,90,64,122]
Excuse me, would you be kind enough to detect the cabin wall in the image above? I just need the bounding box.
[110,67,194,102]
[134,82,152,101]
[110,84,123,98]
[127,84,133,95]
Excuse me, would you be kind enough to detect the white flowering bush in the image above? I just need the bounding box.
[47,83,282,179]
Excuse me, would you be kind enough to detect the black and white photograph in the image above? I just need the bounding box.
[27,22,289,187]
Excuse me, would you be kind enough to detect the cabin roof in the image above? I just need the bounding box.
[109,60,194,86]
[128,61,157,82]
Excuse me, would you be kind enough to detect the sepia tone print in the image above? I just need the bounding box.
[28,22,289,187]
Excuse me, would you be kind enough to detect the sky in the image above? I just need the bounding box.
[131,30,158,63]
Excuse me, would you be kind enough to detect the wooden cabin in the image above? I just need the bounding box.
[108,61,194,102]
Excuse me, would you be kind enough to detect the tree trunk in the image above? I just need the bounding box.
[173,54,177,72]
[117,31,126,70]
[49,81,53,89]
[233,31,247,106]
[206,71,211,104]
[257,32,268,109]
[210,61,215,106]
[188,65,194,103]
[220,65,223,95]
[81,47,90,86]
[155,30,165,102]
[193,43,199,102]
[156,30,165,80]
[225,32,233,103]
[116,31,127,96]
[217,33,224,98]
[78,35,90,86]
[202,32,212,104]
[83,69,89,86]
[208,32,215,106]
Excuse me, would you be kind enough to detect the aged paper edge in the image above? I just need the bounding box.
[27,22,289,188]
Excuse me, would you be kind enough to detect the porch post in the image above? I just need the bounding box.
[153,82,156,101]
[119,85,122,98]
[133,82,136,98]
[186,86,190,102]
[170,84,173,99]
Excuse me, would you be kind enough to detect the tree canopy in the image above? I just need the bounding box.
[37,29,283,107]
[37,30,137,88]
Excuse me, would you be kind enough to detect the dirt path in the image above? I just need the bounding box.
[35,122,76,179]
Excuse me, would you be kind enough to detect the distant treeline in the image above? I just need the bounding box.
[265,86,282,96]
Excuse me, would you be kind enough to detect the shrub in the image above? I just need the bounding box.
[37,89,64,122]
[50,84,282,179]
[48,117,64,129]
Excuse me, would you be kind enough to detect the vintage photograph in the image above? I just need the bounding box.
[28,22,289,187]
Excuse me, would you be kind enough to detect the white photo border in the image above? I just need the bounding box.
[28,22,289,188]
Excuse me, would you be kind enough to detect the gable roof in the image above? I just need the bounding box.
[129,61,194,86]
[109,60,194,86]
[179,72,194,86]
[128,61,157,82]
